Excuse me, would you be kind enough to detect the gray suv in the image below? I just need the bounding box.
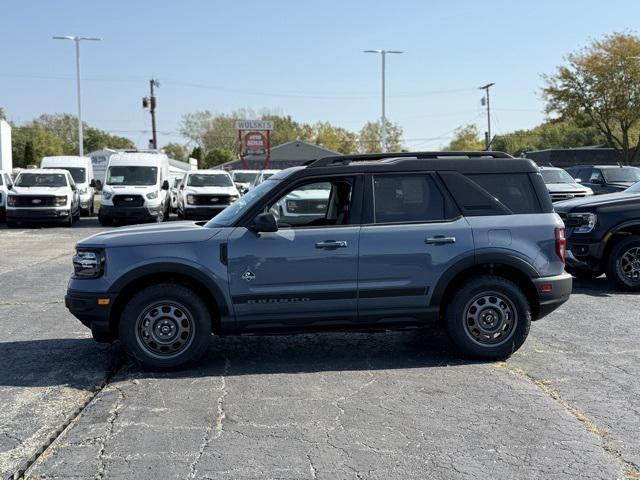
[66,152,572,370]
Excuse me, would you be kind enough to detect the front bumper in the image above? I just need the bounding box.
[565,235,604,272]
[65,289,116,342]
[532,272,572,320]
[6,208,71,220]
[99,204,161,221]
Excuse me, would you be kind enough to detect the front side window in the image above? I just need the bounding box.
[373,174,446,223]
[468,173,540,214]
[603,167,640,183]
[207,179,279,227]
[107,166,157,186]
[187,173,233,187]
[269,180,347,228]
[16,173,68,187]
[589,169,604,183]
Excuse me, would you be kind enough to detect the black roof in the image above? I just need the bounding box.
[303,151,538,174]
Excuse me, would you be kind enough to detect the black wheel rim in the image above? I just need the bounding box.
[463,291,517,347]
[135,301,195,359]
[619,246,640,284]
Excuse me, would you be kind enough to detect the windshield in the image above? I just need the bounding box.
[16,173,67,187]
[44,167,85,183]
[540,169,574,184]
[107,166,157,186]
[187,173,233,187]
[603,167,640,183]
[206,179,278,227]
[233,172,258,183]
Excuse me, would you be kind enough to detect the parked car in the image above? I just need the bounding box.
[98,152,171,226]
[538,166,593,202]
[65,151,571,370]
[41,156,97,216]
[177,170,239,220]
[555,182,640,290]
[169,176,183,213]
[0,169,14,222]
[565,165,640,195]
[275,181,332,224]
[6,169,81,228]
[250,169,280,189]
[231,169,259,194]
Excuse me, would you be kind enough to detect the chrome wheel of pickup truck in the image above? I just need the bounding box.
[463,292,517,347]
[136,302,194,359]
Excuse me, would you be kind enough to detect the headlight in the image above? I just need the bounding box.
[146,191,158,200]
[55,196,67,207]
[229,195,239,202]
[78,187,88,194]
[566,213,597,233]
[187,194,196,205]
[7,195,16,207]
[72,249,105,278]
[102,191,113,200]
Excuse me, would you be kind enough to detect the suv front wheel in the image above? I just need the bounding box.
[119,284,212,370]
[445,275,531,360]
[606,236,640,291]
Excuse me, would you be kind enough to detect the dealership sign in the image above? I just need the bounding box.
[235,120,274,131]
[244,132,267,154]
[236,120,273,168]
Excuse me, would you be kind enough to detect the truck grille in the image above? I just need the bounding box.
[13,195,55,207]
[113,195,144,207]
[286,199,328,214]
[192,194,233,206]
[550,192,588,202]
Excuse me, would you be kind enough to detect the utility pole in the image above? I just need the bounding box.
[479,82,495,151]
[52,35,101,157]
[364,49,403,152]
[143,78,159,149]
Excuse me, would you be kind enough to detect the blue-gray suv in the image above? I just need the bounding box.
[65,152,572,370]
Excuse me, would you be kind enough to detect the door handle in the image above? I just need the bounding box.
[425,236,456,245]
[315,240,348,249]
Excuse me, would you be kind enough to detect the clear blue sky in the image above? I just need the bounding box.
[1,0,638,150]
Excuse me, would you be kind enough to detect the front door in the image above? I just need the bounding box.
[357,173,473,324]
[227,176,361,330]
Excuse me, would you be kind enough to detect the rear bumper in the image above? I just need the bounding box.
[99,204,161,221]
[7,208,71,220]
[532,272,572,320]
[65,289,116,342]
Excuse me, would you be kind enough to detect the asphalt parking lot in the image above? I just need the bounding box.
[1,218,639,480]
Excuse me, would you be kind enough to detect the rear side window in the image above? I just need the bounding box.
[467,173,541,214]
[373,174,448,223]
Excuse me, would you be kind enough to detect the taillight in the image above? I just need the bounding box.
[555,226,566,263]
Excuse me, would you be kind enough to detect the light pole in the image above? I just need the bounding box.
[479,82,495,151]
[53,35,101,157]
[364,49,403,152]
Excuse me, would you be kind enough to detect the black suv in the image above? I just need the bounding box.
[565,165,640,195]
[555,182,640,290]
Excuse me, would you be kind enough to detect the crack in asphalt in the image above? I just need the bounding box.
[95,384,126,480]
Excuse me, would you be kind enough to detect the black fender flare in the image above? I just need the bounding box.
[109,261,229,317]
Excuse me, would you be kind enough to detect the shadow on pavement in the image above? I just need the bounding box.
[0,329,482,387]
[571,276,634,297]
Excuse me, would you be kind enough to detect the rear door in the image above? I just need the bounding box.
[357,173,473,325]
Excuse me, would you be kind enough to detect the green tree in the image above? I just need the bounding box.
[0,107,5,120]
[445,124,485,151]
[190,146,204,162]
[202,148,235,169]
[543,32,640,163]
[11,125,65,168]
[311,121,358,153]
[31,113,79,153]
[162,142,189,161]
[358,120,403,153]
[84,127,134,152]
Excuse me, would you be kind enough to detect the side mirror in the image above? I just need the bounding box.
[71,184,77,191]
[574,178,582,183]
[251,212,278,233]
[7,184,12,190]
[180,184,184,190]
[162,180,170,190]
[90,179,96,188]
[95,180,102,191]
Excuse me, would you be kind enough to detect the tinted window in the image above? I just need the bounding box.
[577,168,592,181]
[589,169,604,183]
[468,174,540,214]
[373,174,446,223]
[16,173,68,187]
[187,173,233,187]
[44,167,86,183]
[603,167,640,182]
[107,166,157,186]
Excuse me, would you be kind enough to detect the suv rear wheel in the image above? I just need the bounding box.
[606,236,640,291]
[445,275,531,360]
[119,283,212,370]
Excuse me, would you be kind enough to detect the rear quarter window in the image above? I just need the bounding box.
[467,173,541,214]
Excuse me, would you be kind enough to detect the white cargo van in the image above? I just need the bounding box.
[41,156,96,216]
[98,152,171,226]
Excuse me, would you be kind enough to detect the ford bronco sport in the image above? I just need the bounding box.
[66,151,572,370]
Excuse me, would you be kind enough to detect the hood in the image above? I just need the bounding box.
[78,221,223,248]
[545,183,590,193]
[10,186,69,196]
[554,191,640,212]
[185,186,238,195]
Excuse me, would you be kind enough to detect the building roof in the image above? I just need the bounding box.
[220,140,342,170]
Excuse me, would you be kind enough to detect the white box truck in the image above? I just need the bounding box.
[0,120,12,173]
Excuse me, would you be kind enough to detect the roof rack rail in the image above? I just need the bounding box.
[307,151,513,168]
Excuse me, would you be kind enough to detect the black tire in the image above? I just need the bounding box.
[98,214,113,227]
[445,275,531,360]
[119,283,212,370]
[64,211,74,228]
[565,266,601,280]
[606,236,640,291]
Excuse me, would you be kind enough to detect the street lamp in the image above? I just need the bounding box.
[53,35,101,157]
[364,49,403,152]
